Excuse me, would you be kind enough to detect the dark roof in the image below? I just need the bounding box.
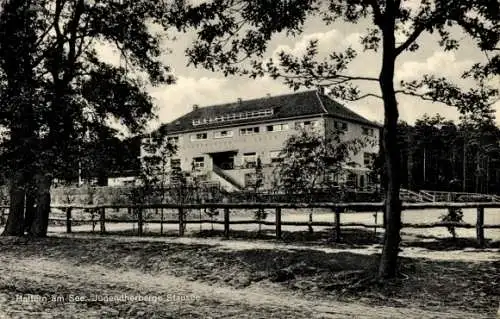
[318,95,381,127]
[161,90,379,134]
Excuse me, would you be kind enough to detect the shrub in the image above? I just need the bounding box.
[440,207,464,239]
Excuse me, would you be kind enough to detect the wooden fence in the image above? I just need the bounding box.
[2,202,498,247]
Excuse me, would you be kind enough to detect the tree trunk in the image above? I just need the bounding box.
[463,138,467,192]
[24,182,36,235]
[407,134,414,190]
[379,113,402,278]
[29,173,52,237]
[97,171,108,186]
[378,12,403,279]
[2,172,25,236]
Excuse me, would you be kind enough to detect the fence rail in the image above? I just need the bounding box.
[0,202,498,246]
[421,190,500,202]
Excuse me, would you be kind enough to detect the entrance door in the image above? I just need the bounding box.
[211,151,236,170]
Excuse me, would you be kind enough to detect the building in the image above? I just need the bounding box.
[142,89,381,191]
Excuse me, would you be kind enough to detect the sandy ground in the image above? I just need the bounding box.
[0,207,498,318]
[0,236,497,319]
[51,232,500,262]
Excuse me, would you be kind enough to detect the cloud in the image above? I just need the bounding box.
[271,29,364,60]
[393,51,500,124]
[396,51,473,81]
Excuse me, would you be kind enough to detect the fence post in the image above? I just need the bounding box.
[334,206,341,242]
[178,207,184,237]
[0,208,6,225]
[224,208,230,238]
[66,207,72,233]
[100,207,106,234]
[476,207,485,247]
[160,208,163,235]
[137,208,143,236]
[275,207,282,239]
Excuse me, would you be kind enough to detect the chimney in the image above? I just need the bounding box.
[317,86,331,96]
[237,98,242,104]
[317,86,325,95]
[193,104,199,111]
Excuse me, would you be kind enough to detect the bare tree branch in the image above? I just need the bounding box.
[394,24,426,56]
[354,93,384,100]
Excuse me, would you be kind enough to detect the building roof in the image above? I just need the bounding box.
[161,90,380,134]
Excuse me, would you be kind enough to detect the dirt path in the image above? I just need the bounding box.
[0,254,490,319]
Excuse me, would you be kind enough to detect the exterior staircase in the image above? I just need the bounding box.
[211,164,244,192]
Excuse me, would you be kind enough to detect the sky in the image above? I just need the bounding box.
[99,2,500,132]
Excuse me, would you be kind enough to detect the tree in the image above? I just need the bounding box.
[275,128,365,232]
[459,110,500,193]
[164,0,499,278]
[0,0,41,236]
[0,0,174,237]
[252,156,267,234]
[395,114,500,195]
[79,131,141,186]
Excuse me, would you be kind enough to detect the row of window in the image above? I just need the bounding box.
[172,121,375,143]
[192,109,274,126]
[189,120,313,141]
[334,121,375,137]
[170,151,376,171]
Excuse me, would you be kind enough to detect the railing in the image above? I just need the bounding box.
[418,190,436,202]
[1,202,497,247]
[212,164,244,191]
[400,188,433,202]
[421,190,500,202]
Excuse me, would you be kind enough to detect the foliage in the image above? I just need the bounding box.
[252,157,267,233]
[138,129,177,204]
[396,113,500,193]
[274,128,366,233]
[0,0,177,236]
[440,207,464,239]
[274,128,366,198]
[161,0,499,278]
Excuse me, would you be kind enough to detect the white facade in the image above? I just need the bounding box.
[142,117,379,191]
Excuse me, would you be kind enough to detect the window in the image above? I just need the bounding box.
[192,157,205,169]
[240,127,260,136]
[334,120,348,131]
[362,127,375,137]
[266,123,289,132]
[269,150,283,164]
[363,153,376,166]
[170,159,181,171]
[295,120,319,130]
[244,173,256,188]
[214,130,234,139]
[243,152,257,168]
[191,132,208,141]
[192,109,274,126]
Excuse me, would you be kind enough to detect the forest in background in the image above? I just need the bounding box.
[393,112,500,194]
